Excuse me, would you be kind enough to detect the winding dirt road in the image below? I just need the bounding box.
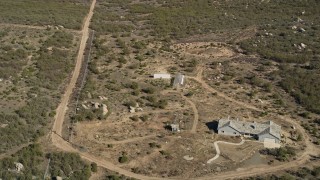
[50,0,319,179]
[207,138,245,164]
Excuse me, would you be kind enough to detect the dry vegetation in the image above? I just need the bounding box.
[0,0,97,179]
[0,0,90,29]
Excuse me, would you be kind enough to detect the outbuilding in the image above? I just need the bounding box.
[173,73,185,88]
[153,73,171,79]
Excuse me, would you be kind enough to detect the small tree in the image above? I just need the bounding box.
[118,155,128,163]
[91,162,98,172]
[297,133,303,141]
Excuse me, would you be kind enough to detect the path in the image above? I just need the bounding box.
[0,142,32,160]
[207,138,245,164]
[161,90,199,133]
[189,76,261,112]
[92,134,158,145]
[0,23,81,33]
[182,94,199,133]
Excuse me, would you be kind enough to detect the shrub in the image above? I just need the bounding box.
[142,87,155,94]
[118,155,128,163]
[130,115,139,121]
[91,162,98,172]
[259,146,296,161]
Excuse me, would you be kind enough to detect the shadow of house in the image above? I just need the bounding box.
[206,120,219,133]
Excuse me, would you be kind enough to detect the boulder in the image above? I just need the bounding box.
[102,104,108,116]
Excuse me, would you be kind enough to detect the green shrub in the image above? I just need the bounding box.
[118,155,128,163]
[91,162,98,172]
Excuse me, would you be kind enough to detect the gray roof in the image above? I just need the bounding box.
[218,119,281,139]
[173,73,185,87]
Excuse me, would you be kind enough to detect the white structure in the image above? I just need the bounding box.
[153,73,171,79]
[170,124,180,132]
[173,73,185,88]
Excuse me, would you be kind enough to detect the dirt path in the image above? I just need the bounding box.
[182,95,199,133]
[92,134,158,145]
[161,90,199,133]
[0,142,32,160]
[0,23,46,30]
[188,66,261,112]
[207,138,245,164]
[51,0,95,137]
[0,23,81,33]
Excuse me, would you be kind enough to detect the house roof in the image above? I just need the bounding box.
[173,73,184,86]
[218,118,281,140]
[153,73,171,77]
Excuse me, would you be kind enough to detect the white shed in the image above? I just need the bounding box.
[173,73,185,88]
[153,74,171,79]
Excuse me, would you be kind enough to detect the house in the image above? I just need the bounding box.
[153,73,171,79]
[173,73,185,88]
[217,118,281,143]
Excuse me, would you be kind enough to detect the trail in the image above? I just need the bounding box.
[182,94,199,133]
[91,135,158,145]
[0,23,80,33]
[207,138,245,164]
[190,77,261,112]
[0,142,32,160]
[161,90,199,133]
[188,66,261,112]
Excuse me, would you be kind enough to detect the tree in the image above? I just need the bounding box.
[118,155,128,163]
[91,162,97,172]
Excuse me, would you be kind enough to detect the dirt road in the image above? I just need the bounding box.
[50,0,163,179]
[51,0,95,136]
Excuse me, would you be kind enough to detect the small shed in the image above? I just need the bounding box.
[173,73,185,88]
[170,124,180,132]
[153,73,171,79]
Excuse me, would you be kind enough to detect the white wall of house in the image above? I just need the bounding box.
[153,74,171,79]
[218,126,241,136]
[179,75,185,85]
[258,133,280,143]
